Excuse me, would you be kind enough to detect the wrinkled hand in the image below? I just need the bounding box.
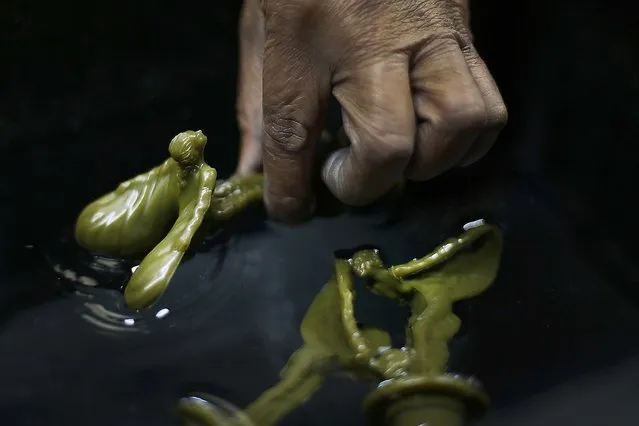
[236,0,507,222]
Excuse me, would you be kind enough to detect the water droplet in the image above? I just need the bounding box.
[463,218,485,230]
[156,308,170,319]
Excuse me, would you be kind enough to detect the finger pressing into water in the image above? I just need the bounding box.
[261,7,331,222]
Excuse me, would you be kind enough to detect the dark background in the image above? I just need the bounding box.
[1,1,639,425]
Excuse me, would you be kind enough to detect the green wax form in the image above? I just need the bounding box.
[177,223,502,426]
[74,130,264,309]
[74,157,182,257]
[384,395,465,426]
[73,127,363,310]
[123,131,216,309]
[74,128,502,425]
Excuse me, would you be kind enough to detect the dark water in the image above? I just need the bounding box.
[2,1,639,425]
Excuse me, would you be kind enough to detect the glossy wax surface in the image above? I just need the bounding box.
[2,1,639,426]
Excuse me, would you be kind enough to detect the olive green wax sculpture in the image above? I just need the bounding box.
[74,130,263,309]
[176,222,502,426]
[74,129,502,425]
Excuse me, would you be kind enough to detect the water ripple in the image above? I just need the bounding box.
[42,227,258,336]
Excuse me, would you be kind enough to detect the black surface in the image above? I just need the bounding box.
[1,1,639,425]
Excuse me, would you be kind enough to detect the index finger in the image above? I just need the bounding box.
[261,15,330,222]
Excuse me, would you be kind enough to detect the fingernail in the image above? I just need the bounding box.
[321,149,347,195]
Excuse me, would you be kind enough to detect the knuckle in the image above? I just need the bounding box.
[410,1,471,35]
[357,125,414,167]
[453,26,473,47]
[489,102,509,129]
[263,112,309,154]
[435,93,486,130]
[263,0,309,25]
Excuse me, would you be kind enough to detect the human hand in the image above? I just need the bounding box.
[236,0,507,222]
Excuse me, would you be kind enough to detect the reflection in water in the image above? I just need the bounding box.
[41,227,243,336]
[81,301,145,334]
[176,394,256,426]
[44,235,145,334]
[52,263,99,287]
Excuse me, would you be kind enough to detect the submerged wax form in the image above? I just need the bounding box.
[74,130,264,309]
[177,223,502,426]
